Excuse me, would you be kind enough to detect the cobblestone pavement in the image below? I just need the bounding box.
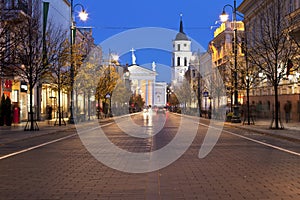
[0,113,299,199]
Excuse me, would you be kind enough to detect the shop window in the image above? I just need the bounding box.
[12,90,18,102]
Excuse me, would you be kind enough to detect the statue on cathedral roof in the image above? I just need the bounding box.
[152,61,156,71]
[130,48,136,65]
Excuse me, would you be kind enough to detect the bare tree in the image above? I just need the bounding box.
[205,68,227,120]
[111,79,132,116]
[10,2,62,130]
[246,0,299,129]
[45,25,69,125]
[174,79,195,115]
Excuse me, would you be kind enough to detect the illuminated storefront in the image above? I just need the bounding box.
[41,84,69,120]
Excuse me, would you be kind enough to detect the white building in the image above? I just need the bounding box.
[171,15,192,86]
[38,0,71,120]
[128,50,167,107]
[44,0,70,31]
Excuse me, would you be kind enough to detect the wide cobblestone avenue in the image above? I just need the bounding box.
[0,113,299,200]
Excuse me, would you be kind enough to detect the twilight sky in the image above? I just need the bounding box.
[76,0,243,82]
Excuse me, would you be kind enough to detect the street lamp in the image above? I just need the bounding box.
[69,0,88,124]
[220,0,241,123]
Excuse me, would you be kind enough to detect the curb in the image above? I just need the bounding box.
[225,122,300,143]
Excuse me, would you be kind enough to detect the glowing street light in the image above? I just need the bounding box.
[78,10,88,21]
[219,11,229,23]
[69,0,88,124]
[219,0,241,123]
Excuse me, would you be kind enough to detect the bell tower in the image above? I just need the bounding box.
[171,14,192,86]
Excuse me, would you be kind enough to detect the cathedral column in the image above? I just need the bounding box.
[145,80,148,106]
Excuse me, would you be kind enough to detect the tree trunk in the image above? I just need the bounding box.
[274,83,279,129]
[83,91,86,121]
[29,82,34,131]
[36,83,41,121]
[247,84,250,125]
[88,92,91,120]
[230,92,233,112]
[58,84,62,126]
[97,97,100,119]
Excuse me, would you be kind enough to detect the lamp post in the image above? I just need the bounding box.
[220,0,241,123]
[69,0,88,124]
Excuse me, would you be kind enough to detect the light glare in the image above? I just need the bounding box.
[220,12,229,22]
[79,10,88,21]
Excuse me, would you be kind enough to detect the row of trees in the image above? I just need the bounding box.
[207,0,300,128]
[0,2,85,130]
[174,0,299,129]
[246,0,299,128]
[238,0,300,128]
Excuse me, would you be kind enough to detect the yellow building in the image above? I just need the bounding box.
[209,21,245,110]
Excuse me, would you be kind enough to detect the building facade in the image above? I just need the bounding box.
[238,0,300,122]
[128,58,167,107]
[1,0,98,123]
[0,0,36,122]
[209,21,245,111]
[38,0,71,121]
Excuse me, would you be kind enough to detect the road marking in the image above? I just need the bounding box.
[0,122,115,161]
[0,134,76,160]
[198,122,300,157]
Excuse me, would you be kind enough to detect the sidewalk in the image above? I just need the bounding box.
[0,116,116,146]
[0,118,74,146]
[226,119,300,142]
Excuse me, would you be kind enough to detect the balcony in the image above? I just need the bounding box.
[1,0,29,23]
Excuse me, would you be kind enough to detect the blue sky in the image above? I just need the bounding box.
[78,0,243,82]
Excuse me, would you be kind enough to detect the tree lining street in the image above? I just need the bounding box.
[0,113,299,199]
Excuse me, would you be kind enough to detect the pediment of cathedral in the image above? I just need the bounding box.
[128,64,157,77]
